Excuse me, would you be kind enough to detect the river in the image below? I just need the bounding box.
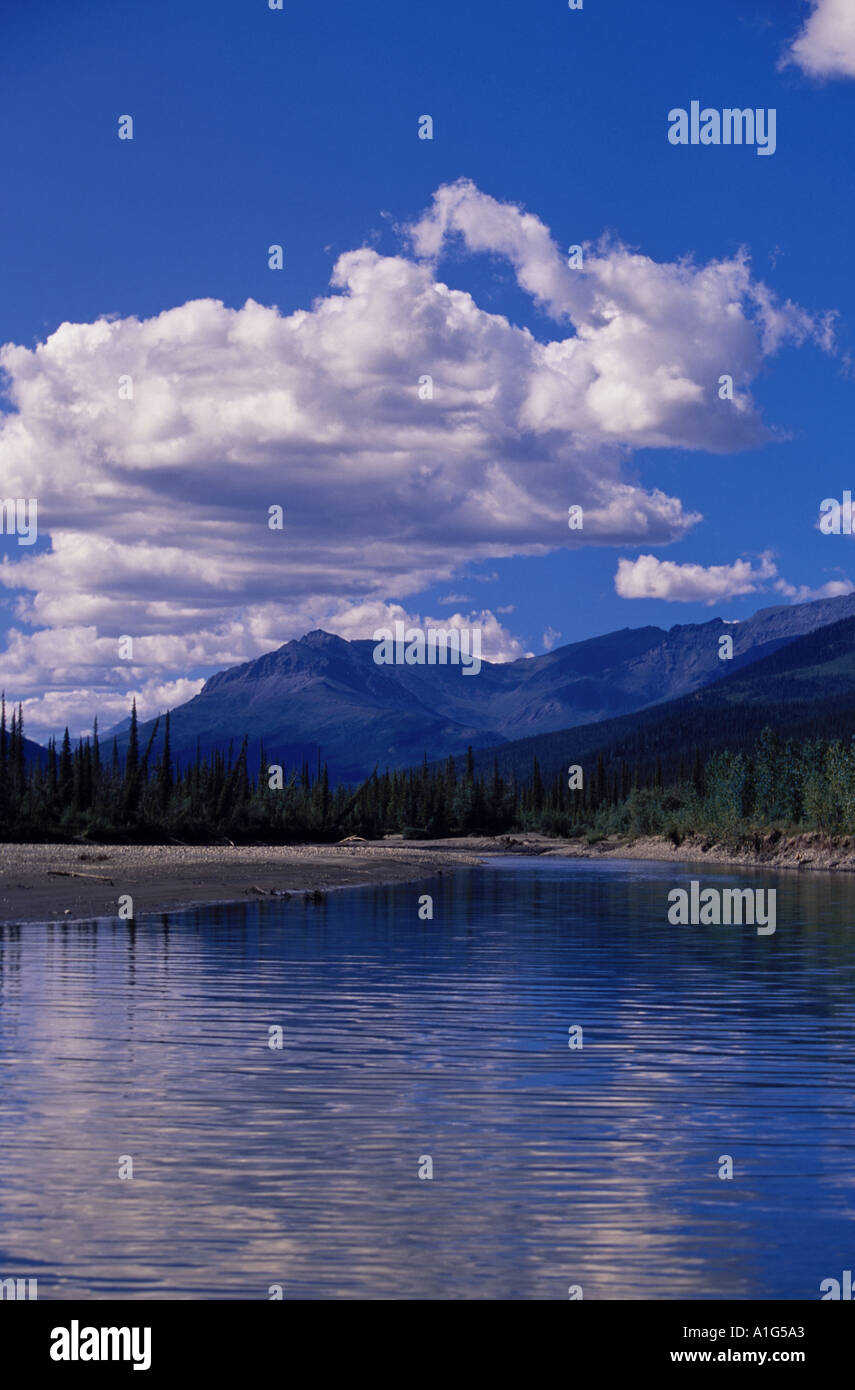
[1,855,853,1299]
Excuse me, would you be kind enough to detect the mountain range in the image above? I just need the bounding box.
[466,611,855,788]
[99,590,855,784]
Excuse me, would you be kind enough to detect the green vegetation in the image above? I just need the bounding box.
[2,695,855,846]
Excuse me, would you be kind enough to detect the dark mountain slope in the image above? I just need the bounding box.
[466,614,855,787]
[109,591,855,784]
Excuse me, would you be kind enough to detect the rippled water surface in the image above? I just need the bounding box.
[1,856,854,1299]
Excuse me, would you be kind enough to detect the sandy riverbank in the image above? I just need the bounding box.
[386,830,855,873]
[493,830,855,873]
[3,829,852,924]
[0,842,481,924]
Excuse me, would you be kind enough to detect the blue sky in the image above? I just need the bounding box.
[2,0,855,737]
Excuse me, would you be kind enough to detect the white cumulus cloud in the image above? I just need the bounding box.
[615,553,852,607]
[615,553,779,604]
[0,180,833,736]
[773,576,855,602]
[783,0,855,79]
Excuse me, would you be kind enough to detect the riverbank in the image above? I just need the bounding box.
[0,842,481,924]
[386,830,855,873]
[5,828,854,924]
[472,829,855,873]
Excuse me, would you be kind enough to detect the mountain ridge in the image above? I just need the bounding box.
[96,589,855,784]
[465,612,855,788]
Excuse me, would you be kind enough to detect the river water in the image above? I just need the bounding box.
[1,855,853,1299]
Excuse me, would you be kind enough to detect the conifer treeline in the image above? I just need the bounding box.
[1,696,854,843]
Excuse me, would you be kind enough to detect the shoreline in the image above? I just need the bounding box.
[374,831,855,874]
[506,830,855,874]
[3,829,854,924]
[0,842,482,925]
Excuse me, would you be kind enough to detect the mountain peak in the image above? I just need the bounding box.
[301,629,344,647]
[111,588,855,785]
